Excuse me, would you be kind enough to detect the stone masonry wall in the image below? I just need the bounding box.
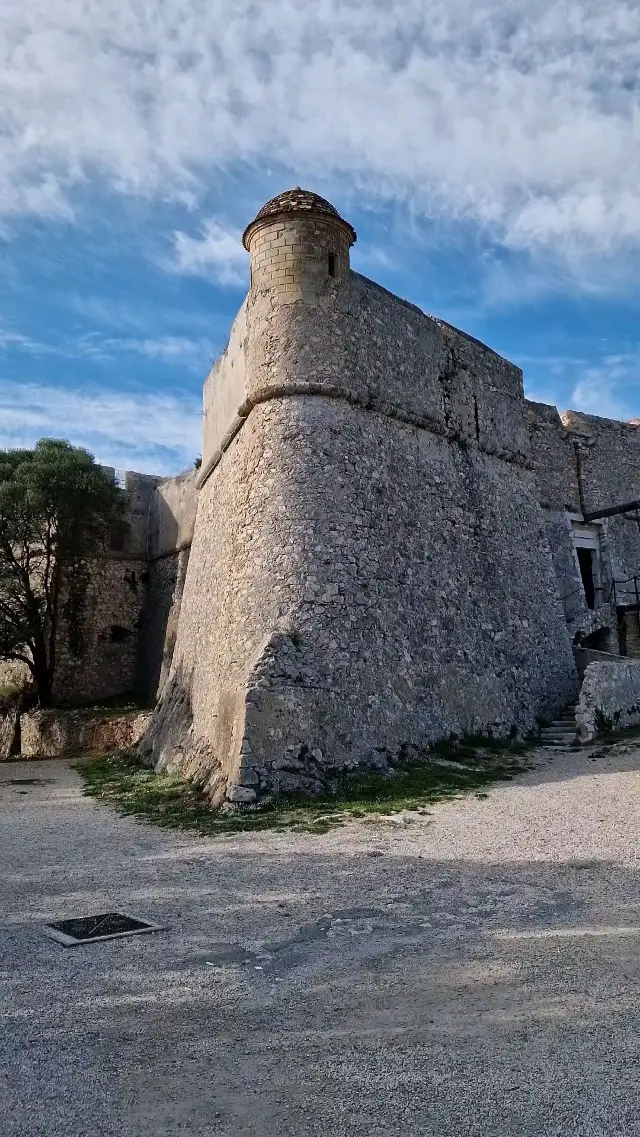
[247,214,353,302]
[576,659,640,742]
[137,470,197,698]
[526,403,640,652]
[144,265,578,805]
[20,708,152,758]
[563,411,640,608]
[525,400,587,628]
[138,548,191,698]
[53,557,148,704]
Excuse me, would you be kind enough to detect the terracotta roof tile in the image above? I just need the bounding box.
[243,187,356,248]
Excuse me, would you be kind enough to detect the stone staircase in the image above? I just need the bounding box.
[539,703,578,748]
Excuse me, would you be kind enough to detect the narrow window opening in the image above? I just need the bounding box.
[109,521,131,553]
[328,252,336,278]
[577,547,596,610]
[109,625,131,644]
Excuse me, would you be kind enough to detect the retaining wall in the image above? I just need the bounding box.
[576,660,640,742]
[20,709,152,758]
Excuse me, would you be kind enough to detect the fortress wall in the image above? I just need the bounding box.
[243,272,531,465]
[54,556,148,704]
[138,470,198,698]
[563,411,640,515]
[100,468,163,556]
[51,469,195,706]
[145,274,577,803]
[146,393,576,802]
[143,399,312,799]
[202,300,248,475]
[139,548,191,698]
[525,400,586,624]
[147,470,198,559]
[525,400,580,512]
[562,411,640,605]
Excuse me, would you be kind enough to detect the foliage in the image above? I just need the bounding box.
[76,741,534,838]
[0,439,126,705]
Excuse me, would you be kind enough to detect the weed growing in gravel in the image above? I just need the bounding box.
[75,739,535,838]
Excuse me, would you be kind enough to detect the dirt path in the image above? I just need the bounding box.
[1,744,640,1136]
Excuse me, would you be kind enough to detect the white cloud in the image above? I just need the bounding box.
[75,333,218,370]
[570,355,640,421]
[124,335,218,366]
[0,380,202,474]
[523,351,640,422]
[171,220,247,285]
[0,323,56,354]
[0,320,217,371]
[1,0,640,262]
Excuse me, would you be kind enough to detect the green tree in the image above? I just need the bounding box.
[0,439,126,706]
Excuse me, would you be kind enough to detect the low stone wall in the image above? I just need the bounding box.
[576,660,640,742]
[0,663,34,760]
[573,648,622,680]
[0,701,20,760]
[20,709,152,759]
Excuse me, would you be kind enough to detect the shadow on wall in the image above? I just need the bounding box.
[137,547,192,703]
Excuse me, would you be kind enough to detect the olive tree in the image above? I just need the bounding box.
[0,439,126,706]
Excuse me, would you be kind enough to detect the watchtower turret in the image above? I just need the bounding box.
[242,187,356,305]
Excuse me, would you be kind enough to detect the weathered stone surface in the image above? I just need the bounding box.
[526,402,640,651]
[0,662,33,760]
[18,192,640,805]
[576,660,640,742]
[53,556,149,704]
[20,709,152,758]
[144,194,578,805]
[0,705,19,760]
[147,470,197,560]
[138,547,191,698]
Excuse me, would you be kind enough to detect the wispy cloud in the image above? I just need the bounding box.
[1,0,640,269]
[523,350,640,422]
[0,380,202,474]
[73,333,217,371]
[171,220,247,286]
[0,322,57,355]
[570,355,640,421]
[0,320,217,372]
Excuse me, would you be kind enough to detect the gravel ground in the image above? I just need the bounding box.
[1,744,640,1136]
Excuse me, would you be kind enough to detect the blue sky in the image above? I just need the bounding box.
[2,0,640,474]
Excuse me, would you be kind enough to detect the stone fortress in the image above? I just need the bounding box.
[26,189,640,801]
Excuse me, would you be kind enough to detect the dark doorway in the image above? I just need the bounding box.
[583,628,610,651]
[577,547,596,609]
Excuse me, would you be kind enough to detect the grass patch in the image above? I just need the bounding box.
[75,739,536,838]
[597,721,640,745]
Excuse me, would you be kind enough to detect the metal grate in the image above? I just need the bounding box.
[44,912,162,946]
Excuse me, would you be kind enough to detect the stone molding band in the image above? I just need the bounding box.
[196,384,533,490]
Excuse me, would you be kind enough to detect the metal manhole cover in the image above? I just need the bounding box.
[43,912,163,946]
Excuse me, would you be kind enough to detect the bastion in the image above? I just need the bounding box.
[141,187,578,804]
